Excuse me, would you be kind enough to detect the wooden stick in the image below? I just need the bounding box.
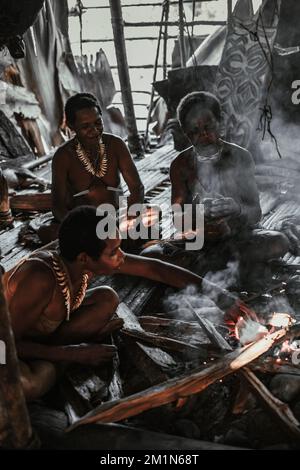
[0,276,33,448]
[121,328,201,354]
[117,303,201,354]
[241,367,300,441]
[66,328,286,430]
[10,192,52,211]
[188,308,300,441]
[250,360,300,376]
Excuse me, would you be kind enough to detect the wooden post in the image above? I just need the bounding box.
[0,169,13,228]
[163,1,170,79]
[227,0,233,20]
[109,0,144,157]
[0,275,32,448]
[178,0,186,67]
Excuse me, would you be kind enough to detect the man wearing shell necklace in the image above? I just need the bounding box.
[4,206,204,401]
[39,93,144,243]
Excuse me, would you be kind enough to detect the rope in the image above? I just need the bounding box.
[235,2,282,158]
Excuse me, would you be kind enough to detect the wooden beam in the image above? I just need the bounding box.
[0,275,33,448]
[109,0,144,157]
[123,20,226,27]
[78,1,217,10]
[82,35,181,43]
[178,0,187,67]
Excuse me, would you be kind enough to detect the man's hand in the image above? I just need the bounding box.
[209,197,241,219]
[66,343,117,366]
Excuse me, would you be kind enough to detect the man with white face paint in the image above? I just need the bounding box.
[142,91,290,288]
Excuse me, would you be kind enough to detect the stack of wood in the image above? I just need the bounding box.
[64,302,300,449]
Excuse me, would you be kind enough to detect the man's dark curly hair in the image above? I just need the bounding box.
[65,93,102,126]
[177,91,221,129]
[59,206,115,262]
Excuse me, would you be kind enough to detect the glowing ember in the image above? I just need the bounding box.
[119,207,160,232]
[268,313,295,329]
[234,316,268,345]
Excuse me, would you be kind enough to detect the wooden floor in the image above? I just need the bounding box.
[3,142,300,448]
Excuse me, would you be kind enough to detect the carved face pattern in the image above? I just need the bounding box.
[183,106,220,154]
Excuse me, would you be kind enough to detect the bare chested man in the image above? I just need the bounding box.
[39,93,144,242]
[143,92,289,285]
[5,206,203,401]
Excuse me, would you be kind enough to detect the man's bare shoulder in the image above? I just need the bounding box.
[52,139,75,164]
[103,132,124,147]
[7,257,55,296]
[171,146,193,172]
[222,140,254,166]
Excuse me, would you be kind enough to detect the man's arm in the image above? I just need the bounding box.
[119,253,202,289]
[116,137,144,207]
[170,156,188,207]
[17,341,116,366]
[51,147,70,222]
[209,149,261,226]
[9,265,116,365]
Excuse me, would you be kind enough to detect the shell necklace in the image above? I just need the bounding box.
[50,252,89,321]
[75,137,108,178]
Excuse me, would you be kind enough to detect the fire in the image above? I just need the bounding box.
[226,301,295,347]
[119,206,160,232]
[234,316,268,345]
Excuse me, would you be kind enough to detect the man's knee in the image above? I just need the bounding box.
[271,231,290,258]
[91,286,119,312]
[249,230,289,260]
[20,361,56,401]
[140,242,164,259]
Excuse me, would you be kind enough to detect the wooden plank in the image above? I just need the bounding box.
[0,276,32,448]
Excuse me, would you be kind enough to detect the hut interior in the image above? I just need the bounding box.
[1,0,300,453]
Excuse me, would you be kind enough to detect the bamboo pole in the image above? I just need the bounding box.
[163,0,170,79]
[82,35,179,43]
[109,0,144,157]
[227,0,233,20]
[80,1,215,9]
[144,2,166,147]
[124,20,226,27]
[178,0,187,67]
[0,275,33,449]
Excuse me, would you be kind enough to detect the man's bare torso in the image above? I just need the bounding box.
[61,133,122,209]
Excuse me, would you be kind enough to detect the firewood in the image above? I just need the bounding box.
[188,310,300,442]
[250,360,300,376]
[10,191,52,211]
[117,303,203,355]
[66,328,287,430]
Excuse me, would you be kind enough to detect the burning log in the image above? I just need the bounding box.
[187,302,300,442]
[66,327,288,430]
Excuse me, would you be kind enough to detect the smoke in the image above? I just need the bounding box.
[202,260,239,303]
[163,260,239,324]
